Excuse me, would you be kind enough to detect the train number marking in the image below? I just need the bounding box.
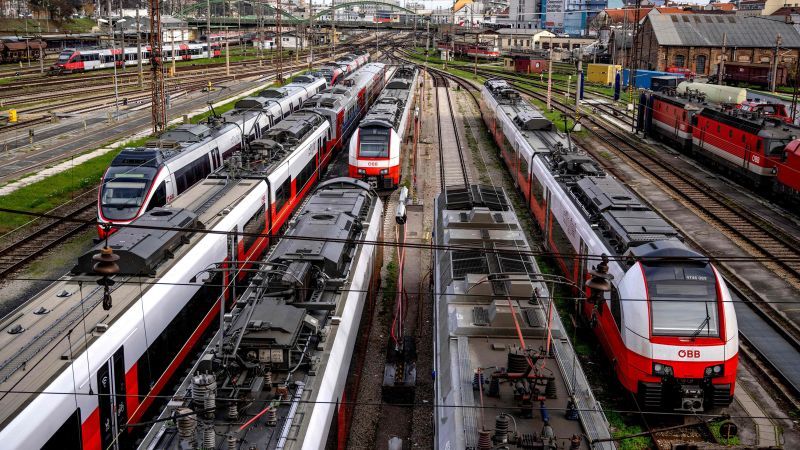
[367,161,379,167]
[678,349,700,358]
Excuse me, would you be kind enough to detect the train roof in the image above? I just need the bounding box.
[484,79,684,258]
[228,110,328,177]
[232,74,323,112]
[484,79,553,131]
[697,105,800,139]
[0,177,263,428]
[301,64,384,112]
[359,66,417,129]
[138,179,382,449]
[111,123,229,166]
[433,184,612,449]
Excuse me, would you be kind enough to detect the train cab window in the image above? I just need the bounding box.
[100,166,156,220]
[644,263,719,337]
[767,140,788,156]
[57,51,73,63]
[610,287,622,331]
[358,126,390,158]
[757,140,763,152]
[147,181,167,211]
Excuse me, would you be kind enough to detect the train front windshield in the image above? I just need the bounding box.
[100,166,156,220]
[644,264,720,338]
[358,126,390,158]
[57,51,72,63]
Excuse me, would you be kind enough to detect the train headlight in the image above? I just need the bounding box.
[358,169,366,174]
[704,364,724,378]
[652,363,674,377]
[380,169,389,175]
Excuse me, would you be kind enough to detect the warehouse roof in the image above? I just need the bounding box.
[647,14,800,47]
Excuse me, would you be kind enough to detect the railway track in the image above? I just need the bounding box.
[0,199,96,279]
[430,70,470,190]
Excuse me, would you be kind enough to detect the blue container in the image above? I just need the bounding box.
[621,69,677,89]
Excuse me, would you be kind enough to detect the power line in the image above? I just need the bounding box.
[8,275,800,305]
[0,387,789,421]
[2,205,799,265]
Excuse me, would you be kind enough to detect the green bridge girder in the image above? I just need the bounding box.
[312,1,422,19]
[178,0,424,25]
[178,0,303,23]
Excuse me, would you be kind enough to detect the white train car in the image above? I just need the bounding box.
[348,65,419,189]
[137,178,384,450]
[481,78,738,411]
[97,73,327,238]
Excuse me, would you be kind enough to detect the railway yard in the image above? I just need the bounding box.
[2,27,800,450]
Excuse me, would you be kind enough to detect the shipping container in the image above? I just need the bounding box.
[622,69,684,89]
[587,63,622,85]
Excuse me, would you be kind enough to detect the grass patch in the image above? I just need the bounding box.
[606,411,652,450]
[708,421,741,446]
[382,255,398,305]
[0,150,118,233]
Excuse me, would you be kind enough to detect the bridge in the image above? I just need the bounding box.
[179,0,431,28]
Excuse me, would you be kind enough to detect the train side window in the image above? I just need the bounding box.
[42,408,81,450]
[242,205,266,250]
[274,178,291,212]
[147,182,167,211]
[530,170,545,205]
[519,156,529,180]
[610,287,622,331]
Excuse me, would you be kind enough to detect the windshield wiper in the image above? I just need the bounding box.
[690,302,712,338]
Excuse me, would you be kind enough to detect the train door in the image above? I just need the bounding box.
[97,347,128,450]
[211,147,221,169]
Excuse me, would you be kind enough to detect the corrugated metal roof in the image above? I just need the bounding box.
[648,14,800,47]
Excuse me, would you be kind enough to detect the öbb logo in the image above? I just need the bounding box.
[678,349,700,358]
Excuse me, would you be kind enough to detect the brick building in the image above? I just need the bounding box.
[634,13,800,76]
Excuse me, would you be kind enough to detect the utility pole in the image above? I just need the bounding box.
[771,34,782,93]
[331,0,336,57]
[107,0,120,119]
[718,32,726,85]
[150,0,167,132]
[575,48,582,112]
[136,6,143,88]
[447,0,455,69]
[308,0,314,69]
[547,37,553,111]
[207,0,212,58]
[276,0,284,83]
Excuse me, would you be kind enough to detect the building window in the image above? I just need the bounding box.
[696,55,707,74]
[674,55,685,67]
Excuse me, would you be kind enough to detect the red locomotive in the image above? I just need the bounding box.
[639,88,800,198]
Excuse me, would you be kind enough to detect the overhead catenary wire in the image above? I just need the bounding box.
[1,205,799,265]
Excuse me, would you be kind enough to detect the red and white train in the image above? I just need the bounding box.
[483,79,738,411]
[96,73,327,238]
[302,62,388,161]
[52,42,221,73]
[0,103,340,450]
[638,84,800,199]
[335,51,370,74]
[348,65,419,189]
